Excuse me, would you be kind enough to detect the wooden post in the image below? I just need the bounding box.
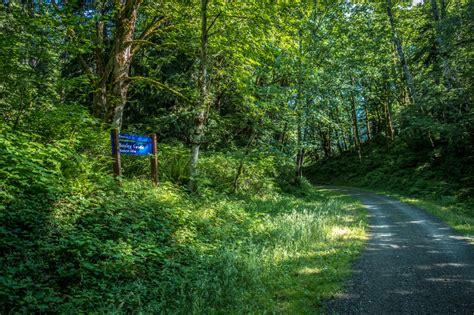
[150,134,159,185]
[112,128,122,177]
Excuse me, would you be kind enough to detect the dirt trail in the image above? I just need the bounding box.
[325,187,474,314]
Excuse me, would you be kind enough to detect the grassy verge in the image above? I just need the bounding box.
[280,188,367,313]
[1,174,367,313]
[169,180,368,313]
[307,142,473,242]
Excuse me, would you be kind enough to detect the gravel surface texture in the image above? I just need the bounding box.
[325,187,474,314]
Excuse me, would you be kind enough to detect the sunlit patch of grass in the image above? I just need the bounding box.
[298,266,322,275]
[182,185,368,313]
[330,226,350,239]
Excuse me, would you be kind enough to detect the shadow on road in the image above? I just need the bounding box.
[325,187,474,314]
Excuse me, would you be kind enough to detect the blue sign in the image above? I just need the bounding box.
[112,133,153,156]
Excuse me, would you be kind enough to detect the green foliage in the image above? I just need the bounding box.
[0,106,366,312]
[1,178,366,313]
[1,178,187,312]
[159,144,191,184]
[198,151,279,194]
[308,140,473,199]
[0,126,65,207]
[0,132,366,313]
[0,3,62,128]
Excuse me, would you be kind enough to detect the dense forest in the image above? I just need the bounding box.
[1,0,473,313]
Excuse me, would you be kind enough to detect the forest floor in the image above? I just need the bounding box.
[324,186,474,314]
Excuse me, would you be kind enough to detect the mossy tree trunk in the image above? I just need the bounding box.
[189,0,212,193]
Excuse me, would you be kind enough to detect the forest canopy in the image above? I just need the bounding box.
[1,0,473,190]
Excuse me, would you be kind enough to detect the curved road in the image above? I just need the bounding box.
[325,187,474,314]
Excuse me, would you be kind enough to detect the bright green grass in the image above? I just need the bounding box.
[182,182,368,314]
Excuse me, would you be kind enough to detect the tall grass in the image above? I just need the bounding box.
[171,183,367,314]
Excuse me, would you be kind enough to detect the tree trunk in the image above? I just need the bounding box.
[384,81,395,141]
[364,101,371,142]
[430,0,453,90]
[350,76,362,161]
[94,80,107,118]
[93,19,108,119]
[70,0,166,126]
[320,129,332,159]
[189,0,211,193]
[295,114,305,183]
[341,131,349,152]
[232,130,256,193]
[295,147,305,181]
[295,106,306,184]
[110,1,141,128]
[335,129,343,154]
[294,30,305,184]
[386,0,416,104]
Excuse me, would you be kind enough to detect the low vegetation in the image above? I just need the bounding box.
[1,123,366,313]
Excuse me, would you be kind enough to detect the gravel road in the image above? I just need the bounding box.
[324,187,474,314]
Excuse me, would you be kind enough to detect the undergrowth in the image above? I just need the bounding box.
[0,121,367,313]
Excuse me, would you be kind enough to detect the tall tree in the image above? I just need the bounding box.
[109,0,142,128]
[386,0,417,104]
[66,0,169,128]
[188,0,212,192]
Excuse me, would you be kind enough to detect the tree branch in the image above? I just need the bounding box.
[131,17,170,56]
[129,76,189,102]
[206,11,223,35]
